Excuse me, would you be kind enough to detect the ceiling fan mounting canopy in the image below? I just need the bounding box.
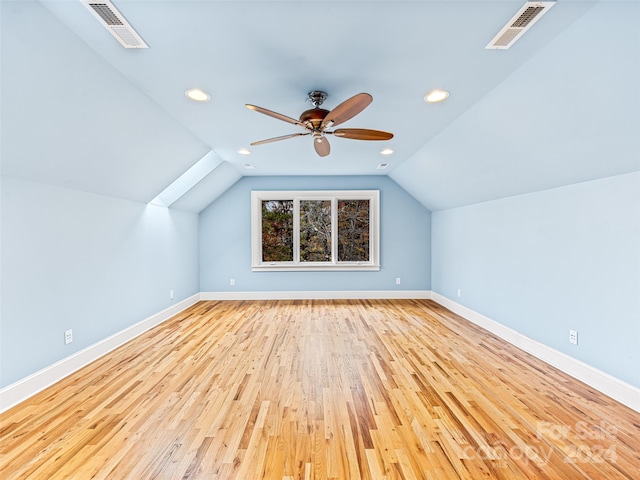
[308,90,327,108]
[246,90,393,157]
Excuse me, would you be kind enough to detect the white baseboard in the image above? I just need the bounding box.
[430,292,640,413]
[200,290,433,300]
[3,291,637,414]
[0,294,201,413]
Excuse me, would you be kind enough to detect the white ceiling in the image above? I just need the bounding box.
[1,0,639,212]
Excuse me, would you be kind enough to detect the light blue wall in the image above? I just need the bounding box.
[5,169,638,392]
[199,176,431,292]
[431,172,640,387]
[0,177,200,388]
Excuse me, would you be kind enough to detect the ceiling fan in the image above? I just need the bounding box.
[245,91,393,157]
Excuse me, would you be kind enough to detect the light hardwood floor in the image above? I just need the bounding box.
[1,299,638,479]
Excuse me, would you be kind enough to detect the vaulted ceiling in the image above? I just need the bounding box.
[2,1,638,212]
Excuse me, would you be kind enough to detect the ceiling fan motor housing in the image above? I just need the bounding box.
[299,108,329,130]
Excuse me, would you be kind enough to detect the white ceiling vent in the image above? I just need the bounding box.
[81,1,148,48]
[486,1,555,50]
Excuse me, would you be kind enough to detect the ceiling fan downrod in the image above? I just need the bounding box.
[300,91,330,130]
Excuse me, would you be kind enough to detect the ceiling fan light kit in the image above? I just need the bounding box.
[246,91,393,157]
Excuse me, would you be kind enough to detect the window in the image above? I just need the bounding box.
[252,190,380,271]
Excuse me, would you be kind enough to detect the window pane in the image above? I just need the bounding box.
[261,200,293,261]
[252,190,378,271]
[300,200,332,262]
[337,199,370,262]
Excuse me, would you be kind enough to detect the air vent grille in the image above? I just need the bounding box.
[486,2,555,50]
[81,1,148,48]
[89,3,123,25]
[511,6,545,28]
[492,29,521,48]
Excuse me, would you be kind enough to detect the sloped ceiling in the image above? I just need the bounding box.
[391,0,640,210]
[1,1,638,212]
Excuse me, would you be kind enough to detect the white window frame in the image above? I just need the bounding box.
[251,190,380,271]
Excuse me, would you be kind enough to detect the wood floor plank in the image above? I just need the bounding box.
[1,299,638,479]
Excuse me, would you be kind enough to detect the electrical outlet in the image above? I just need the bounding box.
[457,289,462,298]
[65,329,73,345]
[169,289,174,300]
[569,329,578,345]
[395,277,401,285]
[230,278,236,286]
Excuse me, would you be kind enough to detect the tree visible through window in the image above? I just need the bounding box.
[337,199,370,262]
[261,200,293,261]
[252,191,380,271]
[300,200,332,262]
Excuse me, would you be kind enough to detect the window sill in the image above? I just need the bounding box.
[252,263,381,272]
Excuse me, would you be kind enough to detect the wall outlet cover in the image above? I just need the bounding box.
[569,330,578,345]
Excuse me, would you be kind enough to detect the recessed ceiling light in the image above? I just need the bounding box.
[238,148,251,155]
[185,88,210,102]
[424,89,450,103]
[380,148,394,155]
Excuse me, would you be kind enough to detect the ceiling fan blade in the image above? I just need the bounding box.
[246,104,310,129]
[321,93,372,129]
[313,136,330,157]
[250,132,310,146]
[333,128,394,141]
